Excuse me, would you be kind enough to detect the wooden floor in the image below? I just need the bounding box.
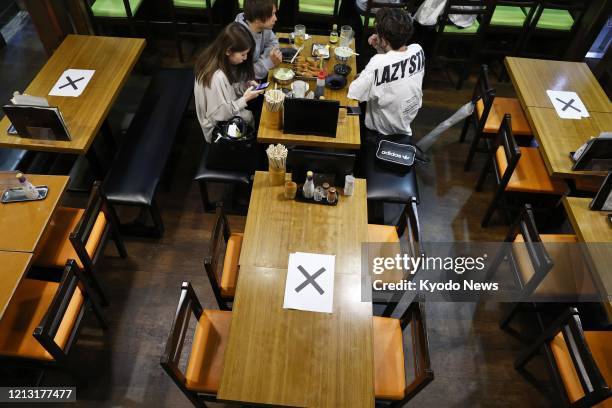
[0,16,556,407]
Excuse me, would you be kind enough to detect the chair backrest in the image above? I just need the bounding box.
[472,64,496,132]
[69,181,116,272]
[397,301,434,404]
[363,0,415,17]
[505,204,555,293]
[160,282,204,403]
[33,260,100,364]
[527,0,586,34]
[544,308,612,407]
[204,204,232,302]
[493,114,521,191]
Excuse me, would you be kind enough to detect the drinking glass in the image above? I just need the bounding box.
[340,25,353,47]
[294,24,306,48]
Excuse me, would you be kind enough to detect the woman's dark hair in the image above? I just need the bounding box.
[375,8,414,50]
[244,0,277,23]
[195,23,255,87]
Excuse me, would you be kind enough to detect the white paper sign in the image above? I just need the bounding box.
[546,90,589,120]
[49,69,95,97]
[283,252,335,314]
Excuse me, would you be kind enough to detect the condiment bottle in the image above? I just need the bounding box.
[16,173,39,199]
[303,171,315,199]
[326,187,337,204]
[315,70,326,99]
[330,24,338,44]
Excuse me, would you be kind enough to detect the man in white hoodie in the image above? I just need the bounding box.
[235,0,283,81]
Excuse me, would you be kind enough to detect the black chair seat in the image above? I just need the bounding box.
[194,143,250,185]
[0,148,30,171]
[364,135,420,204]
[104,69,194,206]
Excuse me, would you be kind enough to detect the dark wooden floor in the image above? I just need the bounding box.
[0,16,557,407]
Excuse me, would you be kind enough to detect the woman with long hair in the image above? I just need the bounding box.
[194,22,264,142]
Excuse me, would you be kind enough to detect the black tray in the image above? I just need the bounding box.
[294,185,338,206]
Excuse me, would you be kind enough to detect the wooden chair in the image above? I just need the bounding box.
[475,114,567,227]
[358,0,414,52]
[461,64,532,171]
[373,301,434,406]
[34,181,127,306]
[480,1,538,62]
[204,203,243,311]
[171,0,217,62]
[84,0,145,36]
[484,204,592,330]
[515,308,612,407]
[519,0,587,59]
[430,0,489,89]
[295,0,342,32]
[160,281,232,408]
[0,260,107,375]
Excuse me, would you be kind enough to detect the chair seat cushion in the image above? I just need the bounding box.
[477,97,532,135]
[495,146,567,195]
[185,310,232,393]
[0,278,84,361]
[550,331,612,407]
[220,233,243,297]
[299,0,337,15]
[443,19,480,34]
[173,0,217,8]
[367,224,399,243]
[194,143,251,185]
[490,5,528,27]
[513,234,596,297]
[91,0,143,17]
[34,207,107,269]
[373,316,406,400]
[360,14,376,28]
[536,8,574,31]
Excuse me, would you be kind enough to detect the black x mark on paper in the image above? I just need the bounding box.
[555,97,581,113]
[295,266,326,295]
[58,76,85,90]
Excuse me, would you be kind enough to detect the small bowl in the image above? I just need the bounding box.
[334,46,353,63]
[272,68,295,86]
[325,74,347,90]
[334,63,352,76]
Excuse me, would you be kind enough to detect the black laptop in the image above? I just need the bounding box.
[283,98,339,138]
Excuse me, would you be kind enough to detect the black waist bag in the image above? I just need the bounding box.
[375,139,428,173]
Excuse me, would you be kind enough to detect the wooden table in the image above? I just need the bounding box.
[505,57,612,180]
[562,197,612,310]
[219,171,374,407]
[526,108,612,179]
[257,34,360,149]
[0,35,145,155]
[0,174,69,252]
[0,251,33,320]
[239,171,368,273]
[505,57,611,112]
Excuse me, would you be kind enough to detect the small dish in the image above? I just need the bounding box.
[334,63,351,76]
[325,74,347,90]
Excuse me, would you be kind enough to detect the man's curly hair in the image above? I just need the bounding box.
[375,7,414,50]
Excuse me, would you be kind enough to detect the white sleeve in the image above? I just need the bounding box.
[347,69,374,102]
[207,75,248,123]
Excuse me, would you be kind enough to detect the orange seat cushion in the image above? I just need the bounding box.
[367,224,400,243]
[477,97,532,135]
[220,233,243,297]
[495,146,567,195]
[0,278,84,361]
[513,234,596,297]
[550,331,612,407]
[184,310,232,394]
[373,316,406,400]
[34,207,107,269]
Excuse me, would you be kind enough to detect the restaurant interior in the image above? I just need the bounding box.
[0,0,610,406]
